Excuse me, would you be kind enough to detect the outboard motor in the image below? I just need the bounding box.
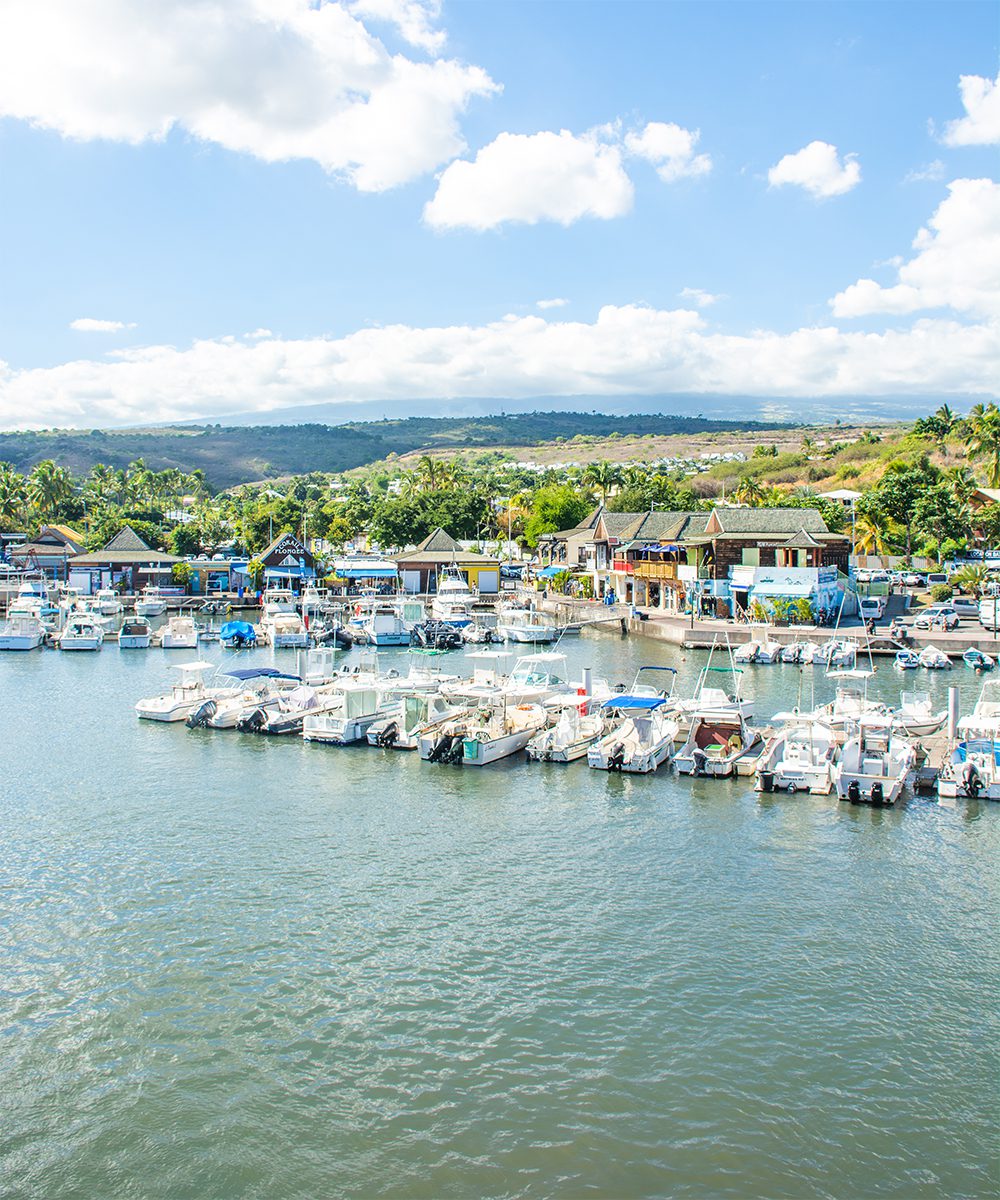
[608,743,626,772]
[377,722,399,748]
[692,748,707,778]
[870,781,885,807]
[236,707,268,734]
[186,699,217,728]
[427,734,454,763]
[443,736,466,764]
[759,770,775,794]
[847,779,861,804]
[962,762,984,798]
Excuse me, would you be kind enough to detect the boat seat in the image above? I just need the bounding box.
[861,755,885,776]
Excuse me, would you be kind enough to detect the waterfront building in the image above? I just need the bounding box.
[68,526,181,594]
[257,532,317,593]
[7,524,85,580]
[395,528,500,594]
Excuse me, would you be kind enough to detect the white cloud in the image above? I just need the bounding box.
[679,288,723,308]
[904,160,945,184]
[4,303,997,429]
[0,0,498,192]
[942,71,1000,147]
[536,298,568,310]
[625,121,711,182]
[346,0,444,54]
[424,129,633,230]
[831,178,1000,318]
[69,317,134,332]
[768,140,861,199]
[245,328,273,340]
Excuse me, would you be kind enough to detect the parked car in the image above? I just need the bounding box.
[913,605,960,630]
[950,597,979,617]
[902,572,925,587]
[925,573,949,587]
[859,596,887,622]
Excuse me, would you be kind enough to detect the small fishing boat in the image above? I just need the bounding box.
[95,588,121,616]
[410,621,464,650]
[811,670,886,737]
[357,603,411,647]
[187,667,298,729]
[835,718,915,806]
[963,648,995,671]
[674,705,762,778]
[455,701,549,765]
[118,617,152,649]
[527,695,607,763]
[135,586,168,617]
[588,695,680,774]
[267,611,309,648]
[236,683,335,735]
[778,642,807,664]
[135,661,235,722]
[890,691,947,738]
[160,614,199,649]
[894,649,920,670]
[56,612,105,651]
[754,640,783,664]
[936,682,1000,801]
[302,683,390,745]
[220,620,258,648]
[733,641,759,664]
[368,692,469,750]
[430,567,474,627]
[918,645,951,670]
[0,611,46,650]
[755,716,838,795]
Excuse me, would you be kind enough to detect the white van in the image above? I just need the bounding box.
[979,595,1000,631]
[859,596,886,621]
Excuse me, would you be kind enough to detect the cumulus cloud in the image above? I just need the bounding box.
[831,178,1000,318]
[3,303,997,429]
[942,71,1000,146]
[625,121,712,182]
[768,140,861,198]
[346,0,445,54]
[245,328,273,340]
[679,288,723,308]
[536,298,568,310]
[424,129,633,230]
[69,317,134,332]
[0,0,497,192]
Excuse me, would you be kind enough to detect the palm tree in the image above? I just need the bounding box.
[854,514,893,556]
[0,463,27,525]
[733,475,764,506]
[27,460,74,521]
[415,455,442,492]
[966,403,1000,488]
[581,460,622,504]
[944,465,977,504]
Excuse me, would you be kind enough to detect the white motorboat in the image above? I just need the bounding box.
[527,695,607,762]
[368,692,469,750]
[733,641,759,664]
[755,640,783,664]
[358,603,411,647]
[267,611,310,648]
[302,683,390,745]
[588,695,680,773]
[674,704,762,778]
[160,614,199,649]
[811,670,886,737]
[118,617,152,649]
[187,667,299,729]
[779,642,809,664]
[894,649,920,670]
[430,567,474,627]
[890,691,946,738]
[450,701,549,766]
[835,718,915,806]
[755,716,838,794]
[816,639,856,669]
[918,644,952,670]
[135,586,168,616]
[236,683,337,735]
[56,612,105,651]
[936,682,1000,801]
[0,611,46,650]
[135,661,236,721]
[497,605,558,644]
[674,659,754,732]
[95,588,121,616]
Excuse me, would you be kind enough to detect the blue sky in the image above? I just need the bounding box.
[0,0,997,428]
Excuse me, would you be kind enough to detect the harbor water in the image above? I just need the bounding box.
[2,632,998,1199]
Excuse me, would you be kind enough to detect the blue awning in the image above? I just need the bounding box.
[264,565,315,579]
[601,695,666,711]
[536,565,564,578]
[336,566,398,578]
[224,667,298,681]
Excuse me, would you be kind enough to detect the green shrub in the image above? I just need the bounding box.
[930,583,953,602]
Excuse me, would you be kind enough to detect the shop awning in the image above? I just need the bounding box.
[264,565,316,579]
[535,565,565,578]
[751,580,814,598]
[335,566,398,579]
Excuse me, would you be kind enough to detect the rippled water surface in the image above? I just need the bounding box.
[2,633,998,1199]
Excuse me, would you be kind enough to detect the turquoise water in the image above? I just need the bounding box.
[2,635,998,1199]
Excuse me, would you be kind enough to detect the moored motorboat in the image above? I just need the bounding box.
[0,611,46,650]
[963,648,995,672]
[160,614,199,649]
[835,718,915,806]
[368,692,469,750]
[894,649,920,670]
[527,694,607,762]
[56,612,105,651]
[918,644,952,670]
[220,620,258,648]
[755,716,837,794]
[890,691,946,738]
[430,567,474,627]
[302,683,390,745]
[454,701,548,766]
[674,705,762,778]
[135,586,168,616]
[588,695,679,773]
[135,661,235,722]
[118,617,152,648]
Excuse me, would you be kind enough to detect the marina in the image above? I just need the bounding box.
[2,621,997,1199]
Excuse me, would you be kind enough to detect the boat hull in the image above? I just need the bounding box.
[0,633,44,650]
[461,728,536,765]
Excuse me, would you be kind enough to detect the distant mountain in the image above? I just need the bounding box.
[0,409,788,490]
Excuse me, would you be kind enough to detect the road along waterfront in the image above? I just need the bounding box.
[1,631,998,1199]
